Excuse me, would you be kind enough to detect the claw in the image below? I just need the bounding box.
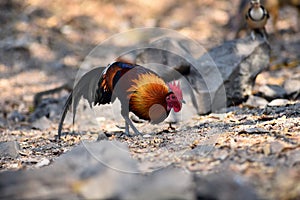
[168,123,176,130]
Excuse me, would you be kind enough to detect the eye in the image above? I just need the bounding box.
[171,95,176,99]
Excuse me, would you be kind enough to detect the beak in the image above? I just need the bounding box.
[181,99,186,104]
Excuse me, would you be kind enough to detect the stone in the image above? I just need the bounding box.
[283,74,300,98]
[31,116,52,130]
[7,111,25,122]
[268,99,289,107]
[35,158,51,168]
[238,127,269,134]
[193,36,270,113]
[244,95,269,108]
[0,117,7,128]
[122,167,194,200]
[0,141,139,199]
[0,139,263,199]
[29,97,66,122]
[195,173,259,200]
[0,141,20,158]
[258,84,287,101]
[96,132,108,141]
[270,141,285,155]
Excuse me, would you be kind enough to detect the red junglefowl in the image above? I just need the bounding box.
[58,61,184,138]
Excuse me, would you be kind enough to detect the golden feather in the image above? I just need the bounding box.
[127,73,169,123]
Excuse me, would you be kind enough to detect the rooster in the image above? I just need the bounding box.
[58,61,184,138]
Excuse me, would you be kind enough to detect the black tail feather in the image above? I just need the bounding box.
[57,67,106,139]
[58,92,73,138]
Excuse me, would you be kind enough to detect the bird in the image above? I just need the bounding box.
[57,61,184,138]
[231,0,300,39]
[245,0,270,40]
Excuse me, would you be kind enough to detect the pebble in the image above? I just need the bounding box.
[238,127,269,134]
[195,173,258,200]
[244,95,269,108]
[31,116,52,130]
[212,149,229,160]
[270,141,285,155]
[35,158,51,168]
[209,113,227,120]
[29,98,62,122]
[267,99,289,107]
[0,117,7,128]
[0,141,20,158]
[283,74,300,96]
[97,132,108,141]
[258,84,287,100]
[122,167,194,200]
[8,111,25,122]
[142,134,152,138]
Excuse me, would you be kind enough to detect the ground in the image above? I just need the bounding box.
[0,0,300,199]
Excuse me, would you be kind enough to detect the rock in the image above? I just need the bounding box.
[193,36,270,113]
[0,140,196,199]
[267,99,289,107]
[96,132,108,141]
[0,141,20,158]
[35,158,51,168]
[0,117,7,128]
[270,141,285,155]
[244,95,269,108]
[273,168,300,200]
[135,35,270,114]
[122,167,194,200]
[283,74,300,98]
[31,116,52,130]
[0,141,139,199]
[7,111,25,122]
[285,149,300,168]
[0,140,261,199]
[258,84,287,101]
[135,39,192,82]
[212,149,230,160]
[29,97,66,122]
[238,127,269,134]
[195,173,259,200]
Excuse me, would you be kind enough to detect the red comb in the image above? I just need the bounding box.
[168,80,183,100]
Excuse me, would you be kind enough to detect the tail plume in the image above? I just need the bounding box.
[57,67,105,138]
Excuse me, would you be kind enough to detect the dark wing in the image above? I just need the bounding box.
[94,62,135,105]
[58,66,106,138]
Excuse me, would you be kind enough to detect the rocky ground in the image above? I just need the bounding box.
[0,0,300,199]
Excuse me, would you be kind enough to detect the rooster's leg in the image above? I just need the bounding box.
[124,121,129,136]
[122,114,141,136]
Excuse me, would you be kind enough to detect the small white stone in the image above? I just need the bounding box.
[35,158,50,168]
